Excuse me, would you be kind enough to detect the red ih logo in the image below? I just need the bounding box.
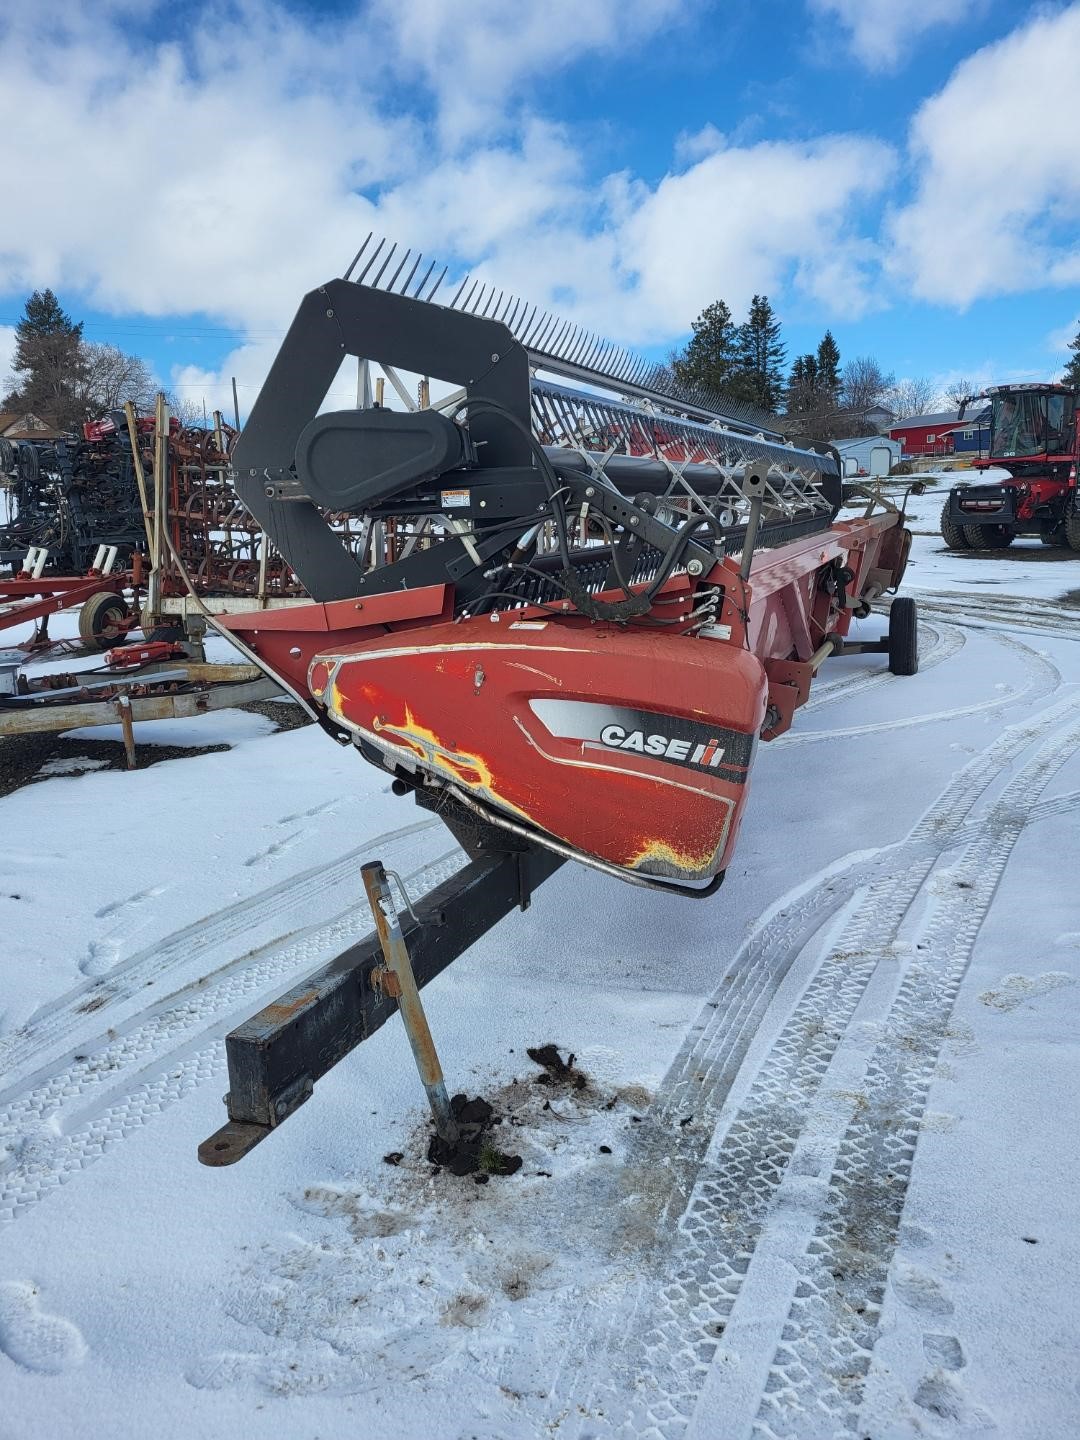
[691,738,725,768]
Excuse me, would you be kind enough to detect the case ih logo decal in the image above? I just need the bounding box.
[600,725,726,769]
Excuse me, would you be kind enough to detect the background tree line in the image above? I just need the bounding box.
[7,285,1080,442]
[1,289,199,431]
[668,298,1080,441]
[667,293,948,439]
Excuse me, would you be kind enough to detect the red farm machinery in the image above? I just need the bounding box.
[198,238,923,1164]
[940,382,1080,550]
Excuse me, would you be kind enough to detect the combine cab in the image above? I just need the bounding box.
[941,383,1080,550]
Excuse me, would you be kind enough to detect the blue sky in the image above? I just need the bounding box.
[2,0,1079,418]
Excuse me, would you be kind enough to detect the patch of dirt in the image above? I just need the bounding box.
[240,697,313,732]
[527,1043,588,1090]
[926,541,1076,561]
[0,698,309,800]
[427,1094,523,1179]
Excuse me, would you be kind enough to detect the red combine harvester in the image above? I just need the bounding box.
[941,382,1080,549]
[199,239,920,1164]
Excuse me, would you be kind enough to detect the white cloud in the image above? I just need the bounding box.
[0,0,899,383]
[808,0,981,71]
[612,135,895,329]
[0,327,16,399]
[888,6,1080,305]
[1047,316,1080,353]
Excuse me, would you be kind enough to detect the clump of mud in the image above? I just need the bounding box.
[526,1044,588,1090]
[427,1094,524,1180]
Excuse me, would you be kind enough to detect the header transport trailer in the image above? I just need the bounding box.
[198,239,921,1163]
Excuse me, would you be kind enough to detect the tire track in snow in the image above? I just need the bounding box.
[749,717,1080,1439]
[777,630,1061,747]
[0,817,441,1085]
[801,619,963,715]
[907,588,1080,642]
[0,847,466,1224]
[543,689,1080,1437]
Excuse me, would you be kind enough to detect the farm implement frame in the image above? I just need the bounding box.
[200,240,920,1163]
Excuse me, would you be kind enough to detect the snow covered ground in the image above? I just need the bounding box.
[1,508,1079,1440]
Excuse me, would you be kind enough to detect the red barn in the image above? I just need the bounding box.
[888,411,961,459]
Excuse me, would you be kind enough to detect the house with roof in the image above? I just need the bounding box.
[0,411,61,441]
[829,434,902,477]
[937,406,992,458]
[888,410,962,458]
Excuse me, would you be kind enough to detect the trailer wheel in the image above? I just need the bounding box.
[79,591,130,650]
[888,597,918,676]
[939,501,970,549]
[963,524,1014,549]
[1065,499,1080,554]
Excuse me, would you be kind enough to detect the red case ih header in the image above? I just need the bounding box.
[199,239,920,1163]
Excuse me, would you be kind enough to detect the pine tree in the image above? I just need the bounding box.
[735,295,786,411]
[786,353,819,414]
[816,329,841,399]
[670,299,740,395]
[3,289,86,428]
[1063,322,1080,389]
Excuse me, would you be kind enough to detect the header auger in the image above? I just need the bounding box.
[201,238,921,1163]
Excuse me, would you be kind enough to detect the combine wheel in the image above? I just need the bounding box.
[1040,527,1065,547]
[939,501,970,549]
[888,596,919,676]
[964,524,1014,549]
[79,590,130,650]
[1065,499,1080,554]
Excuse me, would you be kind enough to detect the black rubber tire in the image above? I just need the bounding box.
[888,596,919,676]
[78,591,130,650]
[939,501,970,549]
[1065,498,1080,554]
[964,524,1015,549]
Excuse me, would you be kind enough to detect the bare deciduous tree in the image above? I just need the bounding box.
[886,376,940,420]
[943,377,978,408]
[79,342,157,412]
[164,393,209,427]
[840,356,894,417]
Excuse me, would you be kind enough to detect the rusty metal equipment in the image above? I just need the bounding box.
[0,430,145,574]
[199,238,921,1164]
[362,860,460,1146]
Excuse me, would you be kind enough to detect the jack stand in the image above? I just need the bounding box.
[361,860,460,1147]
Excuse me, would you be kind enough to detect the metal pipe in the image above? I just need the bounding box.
[122,401,156,557]
[809,638,836,672]
[739,494,764,580]
[361,860,459,1146]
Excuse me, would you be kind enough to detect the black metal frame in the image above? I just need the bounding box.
[231,280,533,600]
[199,844,563,1165]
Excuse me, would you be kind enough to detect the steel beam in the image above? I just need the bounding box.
[199,845,564,1166]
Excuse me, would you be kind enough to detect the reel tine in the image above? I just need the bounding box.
[387,247,411,293]
[522,307,547,346]
[426,265,449,301]
[371,240,397,289]
[344,231,373,281]
[355,235,387,286]
[413,257,436,297]
[450,273,471,307]
[514,301,536,339]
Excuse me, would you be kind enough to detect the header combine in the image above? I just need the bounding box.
[200,237,920,1164]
